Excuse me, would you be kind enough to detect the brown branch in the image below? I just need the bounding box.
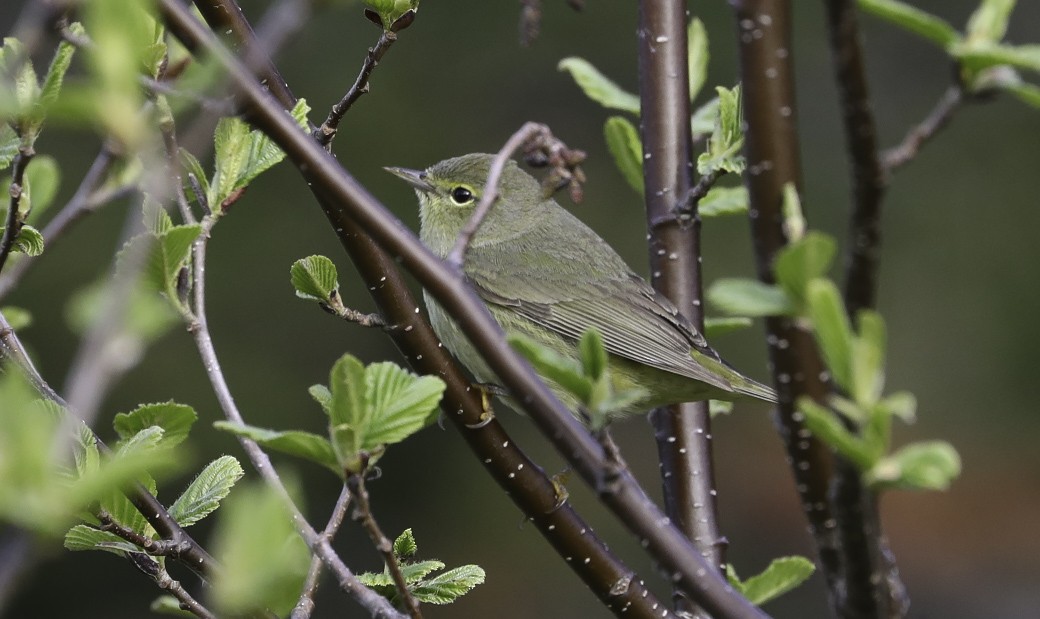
[732,0,845,609]
[291,485,352,619]
[882,86,963,173]
[0,146,35,275]
[637,1,723,616]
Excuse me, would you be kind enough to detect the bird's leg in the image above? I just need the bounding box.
[463,382,502,428]
[593,427,627,494]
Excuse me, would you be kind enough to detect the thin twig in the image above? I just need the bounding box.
[154,565,217,619]
[0,146,36,275]
[292,485,352,619]
[324,290,386,327]
[672,169,725,225]
[314,29,398,148]
[158,5,767,616]
[347,474,422,619]
[882,86,963,173]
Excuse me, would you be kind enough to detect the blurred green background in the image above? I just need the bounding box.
[3,0,1039,617]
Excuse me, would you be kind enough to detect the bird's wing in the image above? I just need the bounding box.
[465,240,736,393]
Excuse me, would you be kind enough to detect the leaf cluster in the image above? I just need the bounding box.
[357,529,485,606]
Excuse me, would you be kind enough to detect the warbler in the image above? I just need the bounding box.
[387,153,775,418]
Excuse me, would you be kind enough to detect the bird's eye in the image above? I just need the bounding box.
[450,186,474,205]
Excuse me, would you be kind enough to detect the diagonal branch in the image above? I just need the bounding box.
[159,3,765,616]
[882,85,962,174]
[636,1,722,617]
[0,146,35,276]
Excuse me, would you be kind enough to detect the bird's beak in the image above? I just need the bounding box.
[384,166,435,193]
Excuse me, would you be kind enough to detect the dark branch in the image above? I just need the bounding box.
[637,1,722,616]
[158,3,765,616]
[732,0,844,608]
[882,86,962,173]
[0,146,35,275]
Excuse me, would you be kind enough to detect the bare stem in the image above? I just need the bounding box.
[0,146,36,275]
[314,29,398,147]
[291,485,352,619]
[347,474,422,619]
[154,565,217,619]
[882,86,963,173]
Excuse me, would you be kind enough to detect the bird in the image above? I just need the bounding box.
[387,153,775,420]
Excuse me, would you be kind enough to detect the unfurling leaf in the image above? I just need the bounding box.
[804,278,854,392]
[168,455,244,527]
[603,116,644,194]
[113,401,197,448]
[290,255,339,302]
[867,441,961,491]
[558,57,640,113]
[687,18,709,101]
[726,556,815,606]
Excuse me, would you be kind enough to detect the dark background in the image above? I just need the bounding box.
[3,0,1039,617]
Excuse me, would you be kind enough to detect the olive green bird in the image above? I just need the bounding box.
[387,153,776,419]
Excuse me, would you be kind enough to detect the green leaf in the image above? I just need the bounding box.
[211,116,251,208]
[411,565,486,604]
[509,333,592,403]
[239,99,310,186]
[964,0,1016,45]
[393,528,418,558]
[328,353,368,462]
[214,421,340,476]
[857,0,960,48]
[1,306,31,330]
[211,481,309,616]
[113,402,197,448]
[168,455,244,527]
[851,310,886,406]
[699,186,748,217]
[798,397,874,469]
[0,38,41,124]
[148,224,202,296]
[400,559,445,584]
[704,316,752,338]
[727,556,815,606]
[707,278,795,317]
[709,399,733,417]
[1005,80,1040,108]
[65,278,178,343]
[781,182,806,242]
[179,148,210,208]
[291,255,340,302]
[142,195,173,236]
[687,18,709,101]
[805,278,854,392]
[558,57,640,113]
[774,231,837,303]
[23,155,60,219]
[955,43,1040,74]
[603,116,644,195]
[64,524,142,556]
[364,362,446,446]
[11,225,44,256]
[578,328,607,381]
[698,85,745,175]
[150,595,197,617]
[876,391,917,424]
[0,125,19,169]
[690,96,720,138]
[309,384,333,416]
[867,441,961,491]
[29,23,81,132]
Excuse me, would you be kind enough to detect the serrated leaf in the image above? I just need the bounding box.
[114,402,197,448]
[64,524,141,556]
[357,569,395,588]
[857,0,960,49]
[603,116,644,195]
[805,279,854,392]
[704,316,752,338]
[411,565,486,604]
[238,99,310,186]
[179,148,210,208]
[699,186,748,217]
[31,24,80,130]
[11,225,44,256]
[0,126,19,169]
[687,18,709,101]
[290,255,339,302]
[698,85,745,175]
[578,328,607,381]
[798,397,874,469]
[393,528,417,558]
[148,224,202,295]
[728,556,815,606]
[168,455,244,527]
[774,232,837,303]
[509,333,592,403]
[309,384,333,416]
[364,362,446,446]
[399,559,445,584]
[211,117,251,207]
[867,441,961,491]
[329,353,368,446]
[707,278,795,317]
[214,421,340,476]
[558,57,640,113]
[142,195,173,236]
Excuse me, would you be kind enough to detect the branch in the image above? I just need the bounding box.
[124,551,217,619]
[159,3,761,616]
[291,485,352,619]
[882,86,962,173]
[0,146,35,275]
[637,1,722,616]
[314,29,399,147]
[347,474,421,619]
[731,0,844,606]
